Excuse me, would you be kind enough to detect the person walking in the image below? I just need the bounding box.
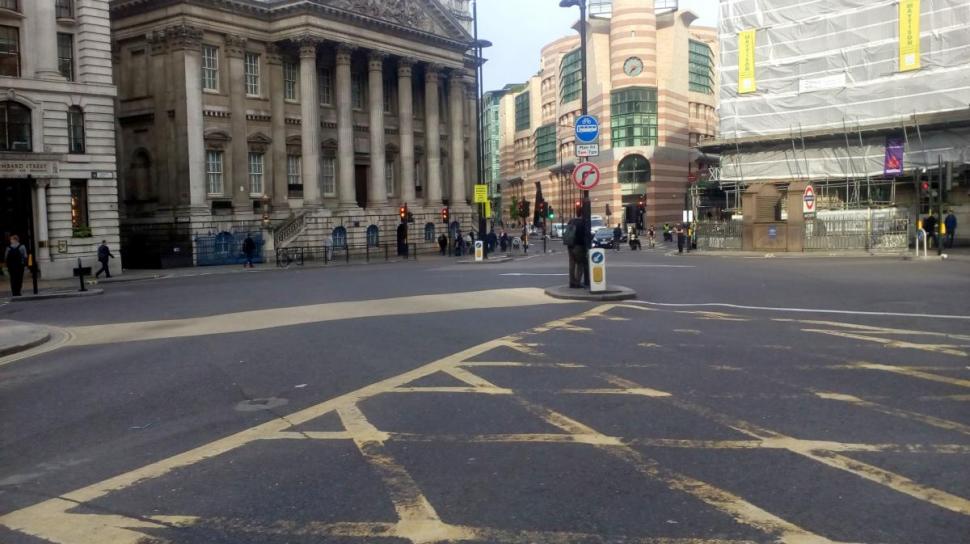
[647,225,656,248]
[3,235,27,297]
[944,210,957,248]
[437,233,448,256]
[500,231,509,252]
[923,214,938,248]
[242,234,256,268]
[95,240,115,278]
[675,224,687,254]
[612,224,623,251]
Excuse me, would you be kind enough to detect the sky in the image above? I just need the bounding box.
[476,0,720,91]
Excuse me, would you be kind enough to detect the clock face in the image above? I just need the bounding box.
[624,57,644,77]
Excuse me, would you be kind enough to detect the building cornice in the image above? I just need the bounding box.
[110,0,473,52]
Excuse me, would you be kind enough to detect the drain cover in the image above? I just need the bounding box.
[235,397,288,412]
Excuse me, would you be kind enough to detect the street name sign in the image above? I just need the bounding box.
[572,161,601,191]
[575,115,599,143]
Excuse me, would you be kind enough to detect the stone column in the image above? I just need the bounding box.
[169,25,206,209]
[424,65,442,207]
[335,44,358,208]
[34,180,50,262]
[367,51,387,207]
[31,1,62,79]
[397,59,416,205]
[226,35,250,207]
[448,72,467,206]
[298,37,321,206]
[148,33,173,208]
[465,78,479,193]
[267,44,288,208]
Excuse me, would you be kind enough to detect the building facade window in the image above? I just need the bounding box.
[0,1,18,12]
[248,152,264,195]
[534,124,556,168]
[385,159,395,196]
[689,40,715,95]
[366,225,379,247]
[414,159,423,191]
[0,25,18,77]
[351,72,366,110]
[283,61,298,101]
[55,0,73,18]
[244,52,260,96]
[201,45,219,91]
[67,106,84,154]
[332,226,347,248]
[206,150,224,195]
[617,154,651,184]
[610,87,658,147]
[287,154,302,198]
[559,49,582,103]
[321,156,336,196]
[57,33,74,81]
[319,67,332,105]
[0,100,30,151]
[514,91,530,132]
[70,180,89,233]
[383,79,393,113]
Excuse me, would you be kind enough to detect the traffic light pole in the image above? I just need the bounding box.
[579,1,590,287]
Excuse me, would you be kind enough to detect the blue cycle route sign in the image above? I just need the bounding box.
[575,115,599,143]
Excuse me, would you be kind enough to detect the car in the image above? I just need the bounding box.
[550,223,567,238]
[591,228,616,249]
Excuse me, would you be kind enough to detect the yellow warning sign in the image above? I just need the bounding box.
[899,0,921,72]
[485,200,492,218]
[473,184,488,204]
[738,29,757,94]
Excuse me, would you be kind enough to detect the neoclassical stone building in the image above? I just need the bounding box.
[110,0,478,265]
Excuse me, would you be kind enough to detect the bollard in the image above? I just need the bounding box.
[345,246,350,264]
[543,236,547,254]
[76,257,87,292]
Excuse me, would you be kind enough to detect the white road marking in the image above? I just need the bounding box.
[633,301,970,321]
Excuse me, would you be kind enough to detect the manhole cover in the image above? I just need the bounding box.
[235,397,288,412]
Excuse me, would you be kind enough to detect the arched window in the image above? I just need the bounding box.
[618,154,651,184]
[67,106,84,153]
[0,101,31,151]
[332,226,347,248]
[424,222,435,242]
[366,225,379,247]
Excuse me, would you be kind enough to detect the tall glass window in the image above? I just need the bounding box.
[70,180,88,230]
[0,25,18,77]
[201,45,219,91]
[617,154,651,184]
[319,67,333,105]
[0,1,19,12]
[0,101,31,151]
[385,159,395,196]
[283,61,298,100]
[689,40,715,95]
[321,157,336,196]
[610,87,658,147]
[559,49,582,103]
[287,154,302,198]
[534,124,556,168]
[55,0,73,18]
[244,53,260,96]
[57,33,74,81]
[248,152,264,195]
[206,150,224,195]
[67,106,84,154]
[514,91,530,132]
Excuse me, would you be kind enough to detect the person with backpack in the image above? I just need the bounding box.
[4,235,27,297]
[95,240,115,279]
[563,217,587,288]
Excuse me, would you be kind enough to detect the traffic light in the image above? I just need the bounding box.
[547,206,554,220]
[537,201,546,219]
[636,200,646,229]
[441,206,449,224]
[574,199,582,218]
[399,204,408,223]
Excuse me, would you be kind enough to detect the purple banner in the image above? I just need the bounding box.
[884,136,904,176]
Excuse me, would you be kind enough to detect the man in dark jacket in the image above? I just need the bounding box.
[96,240,115,278]
[3,235,27,296]
[923,214,938,248]
[944,211,957,248]
[242,235,256,268]
[612,224,623,251]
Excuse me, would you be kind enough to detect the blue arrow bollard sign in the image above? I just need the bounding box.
[575,115,599,143]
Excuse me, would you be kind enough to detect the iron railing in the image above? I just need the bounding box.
[694,220,743,250]
[803,217,910,251]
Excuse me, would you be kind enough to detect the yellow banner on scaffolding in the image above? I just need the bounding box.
[737,29,757,94]
[899,0,921,71]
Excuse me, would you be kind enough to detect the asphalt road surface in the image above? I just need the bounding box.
[1,246,969,543]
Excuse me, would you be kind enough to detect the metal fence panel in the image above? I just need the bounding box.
[803,217,909,251]
[695,221,743,250]
[195,231,264,266]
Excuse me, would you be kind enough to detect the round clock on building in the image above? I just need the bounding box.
[623,56,644,77]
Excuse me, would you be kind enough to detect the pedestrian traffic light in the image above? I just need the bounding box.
[399,204,408,222]
[441,206,449,224]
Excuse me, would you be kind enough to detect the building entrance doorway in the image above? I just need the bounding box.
[355,165,369,209]
[0,179,34,256]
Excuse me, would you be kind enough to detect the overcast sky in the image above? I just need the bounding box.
[476,0,719,91]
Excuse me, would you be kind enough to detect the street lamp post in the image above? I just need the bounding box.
[471,1,492,257]
[560,0,590,286]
